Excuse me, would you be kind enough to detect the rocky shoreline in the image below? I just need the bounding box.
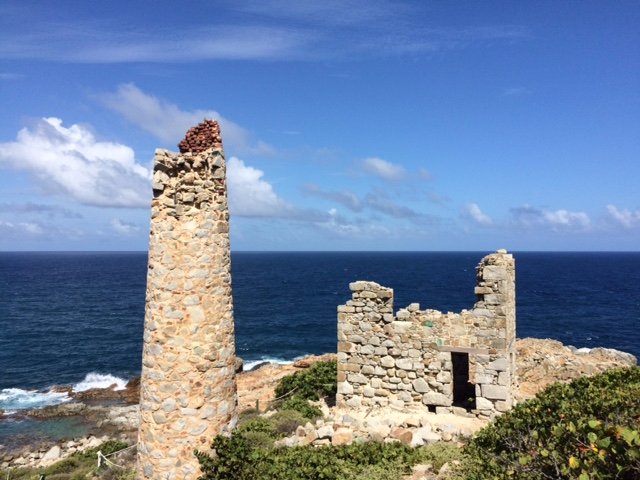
[1,338,636,471]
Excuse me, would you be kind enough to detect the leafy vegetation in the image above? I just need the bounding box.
[464,367,640,479]
[280,395,323,420]
[196,435,462,480]
[274,360,337,402]
[2,440,135,480]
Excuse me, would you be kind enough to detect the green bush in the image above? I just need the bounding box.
[280,396,323,420]
[464,367,640,479]
[274,360,337,401]
[269,409,308,436]
[196,436,444,480]
[237,416,279,437]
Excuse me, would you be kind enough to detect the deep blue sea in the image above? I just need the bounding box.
[1,251,639,414]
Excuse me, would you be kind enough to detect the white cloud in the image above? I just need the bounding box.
[0,118,151,208]
[0,25,305,63]
[227,157,294,217]
[315,208,391,237]
[607,204,640,228]
[510,205,591,231]
[98,84,275,155]
[111,218,141,235]
[0,4,527,64]
[544,209,590,228]
[0,220,44,236]
[361,157,405,181]
[463,203,493,226]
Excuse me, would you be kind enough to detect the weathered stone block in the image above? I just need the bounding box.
[412,378,430,393]
[482,384,508,400]
[422,392,450,406]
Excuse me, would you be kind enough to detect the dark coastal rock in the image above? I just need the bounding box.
[236,357,244,373]
[26,402,86,418]
[72,385,123,402]
[122,376,140,403]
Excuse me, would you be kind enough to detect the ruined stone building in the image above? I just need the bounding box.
[138,121,237,480]
[336,250,516,419]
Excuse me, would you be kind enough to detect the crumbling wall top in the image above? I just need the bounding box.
[178,119,223,153]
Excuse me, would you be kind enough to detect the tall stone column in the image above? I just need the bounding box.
[137,120,237,480]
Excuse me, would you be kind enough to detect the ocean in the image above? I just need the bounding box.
[1,251,639,415]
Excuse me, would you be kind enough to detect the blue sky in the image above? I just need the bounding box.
[0,1,638,251]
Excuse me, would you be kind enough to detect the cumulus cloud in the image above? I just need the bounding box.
[227,157,295,217]
[607,204,640,229]
[510,205,590,230]
[361,157,405,181]
[303,184,363,212]
[98,84,275,156]
[111,218,141,235]
[0,118,151,208]
[463,203,493,226]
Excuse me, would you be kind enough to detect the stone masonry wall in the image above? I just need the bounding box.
[137,121,237,480]
[337,250,516,419]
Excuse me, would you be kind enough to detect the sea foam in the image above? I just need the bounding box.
[243,357,294,371]
[0,388,71,413]
[72,372,128,392]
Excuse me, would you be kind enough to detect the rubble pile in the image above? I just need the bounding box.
[178,119,222,153]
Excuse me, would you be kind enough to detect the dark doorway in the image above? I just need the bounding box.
[452,352,476,410]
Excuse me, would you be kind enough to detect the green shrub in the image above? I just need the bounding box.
[236,416,279,437]
[196,434,455,480]
[274,360,337,401]
[280,396,323,420]
[464,367,640,479]
[77,439,130,460]
[45,456,81,474]
[269,409,308,436]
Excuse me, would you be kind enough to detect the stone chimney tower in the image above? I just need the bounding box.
[137,120,237,479]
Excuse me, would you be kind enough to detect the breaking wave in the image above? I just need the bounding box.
[72,372,128,392]
[0,388,71,413]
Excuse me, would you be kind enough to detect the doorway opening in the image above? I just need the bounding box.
[451,352,476,410]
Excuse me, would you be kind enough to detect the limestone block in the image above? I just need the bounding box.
[360,344,374,355]
[40,446,61,465]
[482,384,508,400]
[337,381,354,395]
[381,355,395,368]
[475,397,493,410]
[423,392,450,406]
[348,373,368,384]
[361,365,375,375]
[395,358,414,370]
[412,378,430,393]
[317,425,334,439]
[488,357,508,371]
